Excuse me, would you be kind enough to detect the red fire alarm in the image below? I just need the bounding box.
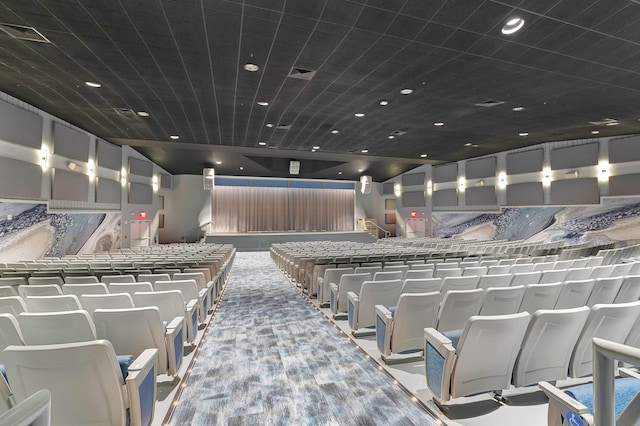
[410,211,418,218]
[138,211,147,220]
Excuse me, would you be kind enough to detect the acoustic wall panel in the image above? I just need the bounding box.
[52,123,90,162]
[0,100,43,149]
[128,157,153,177]
[96,178,121,204]
[466,186,497,205]
[506,182,543,206]
[433,163,458,183]
[0,157,42,199]
[609,173,640,196]
[466,157,496,179]
[97,140,122,171]
[550,178,599,205]
[381,182,394,195]
[402,191,426,207]
[128,182,153,204]
[52,169,89,202]
[551,143,598,170]
[160,173,172,190]
[402,172,425,187]
[433,189,458,207]
[506,149,543,175]
[609,136,640,164]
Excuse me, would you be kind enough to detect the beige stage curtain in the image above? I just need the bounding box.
[211,186,354,233]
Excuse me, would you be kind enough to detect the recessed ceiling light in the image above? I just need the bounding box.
[313,146,320,150]
[85,81,101,88]
[512,106,525,112]
[519,132,529,136]
[358,168,364,172]
[400,88,413,95]
[266,123,274,128]
[258,141,267,146]
[379,100,389,106]
[311,149,316,152]
[170,135,179,140]
[502,17,525,35]
[215,161,222,165]
[257,101,269,106]
[388,135,395,139]
[361,149,368,153]
[331,129,339,134]
[240,166,244,170]
[465,143,472,147]
[355,113,365,117]
[434,122,444,126]
[243,63,259,72]
[420,154,428,158]
[606,121,619,126]
[136,111,149,117]
[592,130,600,135]
[338,171,343,175]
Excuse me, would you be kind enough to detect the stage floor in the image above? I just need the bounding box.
[204,231,377,251]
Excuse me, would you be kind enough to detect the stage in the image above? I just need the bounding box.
[204,231,377,251]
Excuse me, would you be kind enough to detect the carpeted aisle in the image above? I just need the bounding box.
[169,251,440,425]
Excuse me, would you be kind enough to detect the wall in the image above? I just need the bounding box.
[159,175,211,243]
[354,182,390,237]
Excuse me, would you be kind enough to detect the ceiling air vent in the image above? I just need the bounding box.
[0,24,50,43]
[114,108,136,117]
[275,123,291,130]
[389,130,407,137]
[589,118,618,126]
[474,100,504,108]
[288,67,316,81]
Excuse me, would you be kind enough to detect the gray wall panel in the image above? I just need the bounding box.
[433,189,458,207]
[466,157,496,179]
[609,173,640,196]
[0,100,43,149]
[129,157,153,177]
[52,168,89,202]
[550,178,600,205]
[402,172,425,187]
[52,123,90,162]
[506,149,544,175]
[0,157,42,199]
[551,143,599,170]
[97,140,122,171]
[609,136,640,164]
[466,185,497,205]
[160,173,172,190]
[402,190,426,207]
[381,182,394,195]
[506,182,544,206]
[128,182,153,204]
[96,178,121,204]
[433,163,458,183]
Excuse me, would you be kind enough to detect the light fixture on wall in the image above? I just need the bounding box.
[120,167,127,187]
[427,180,433,195]
[598,161,610,182]
[498,172,507,189]
[67,161,78,171]
[87,159,95,181]
[289,160,300,175]
[152,175,159,192]
[565,170,578,178]
[393,183,402,197]
[39,148,49,170]
[475,179,485,187]
[360,175,372,194]
[458,177,466,193]
[542,167,552,187]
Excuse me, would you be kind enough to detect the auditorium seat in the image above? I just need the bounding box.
[64,276,99,284]
[108,282,153,296]
[512,307,590,387]
[555,280,596,309]
[173,272,213,313]
[347,279,402,336]
[0,277,27,289]
[539,269,569,284]
[586,277,624,307]
[404,269,432,280]
[0,297,27,317]
[18,285,62,298]
[354,266,382,276]
[614,275,640,304]
[486,265,511,275]
[590,265,614,279]
[0,287,16,297]
[0,388,50,426]
[133,290,199,345]
[27,276,63,286]
[401,278,441,294]
[375,292,440,362]
[436,289,484,332]
[101,274,136,285]
[479,285,526,316]
[611,262,635,278]
[24,295,82,313]
[433,268,462,280]
[564,267,593,281]
[425,312,531,404]
[137,273,171,288]
[3,340,157,426]
[461,266,487,277]
[329,273,371,317]
[477,273,512,290]
[510,271,542,287]
[508,264,535,274]
[0,313,24,362]
[316,267,353,305]
[155,279,205,323]
[79,293,134,318]
[94,307,183,378]
[440,276,479,297]
[18,310,95,345]
[519,282,563,314]
[62,283,109,297]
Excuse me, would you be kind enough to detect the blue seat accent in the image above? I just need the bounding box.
[191,309,198,336]
[376,315,387,353]
[0,365,6,382]
[330,291,335,311]
[348,300,355,329]
[444,329,463,349]
[425,329,463,399]
[564,377,640,420]
[139,365,156,426]
[117,355,134,381]
[388,306,396,317]
[174,328,184,371]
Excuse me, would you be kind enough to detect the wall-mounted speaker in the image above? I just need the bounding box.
[203,168,215,190]
[289,160,300,175]
[360,175,372,194]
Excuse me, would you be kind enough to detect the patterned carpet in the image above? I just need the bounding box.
[169,251,440,425]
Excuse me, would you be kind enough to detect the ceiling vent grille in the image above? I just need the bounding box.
[114,108,136,117]
[474,100,504,108]
[0,24,50,43]
[288,67,316,80]
[389,130,407,137]
[275,123,291,130]
[589,118,619,126]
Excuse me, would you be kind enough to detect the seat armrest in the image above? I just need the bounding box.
[620,368,640,379]
[538,381,593,426]
[184,300,198,344]
[164,317,184,376]
[424,327,456,404]
[329,283,339,314]
[375,305,393,356]
[127,348,158,426]
[347,292,359,331]
[0,388,50,426]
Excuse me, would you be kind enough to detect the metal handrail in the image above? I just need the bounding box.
[364,220,391,239]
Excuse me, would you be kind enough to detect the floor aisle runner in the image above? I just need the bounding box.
[168,251,440,425]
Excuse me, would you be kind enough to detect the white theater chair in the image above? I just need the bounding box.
[108,282,153,296]
[401,278,441,294]
[155,279,205,323]
[479,285,526,316]
[133,290,198,345]
[79,293,134,318]
[614,275,640,304]
[0,297,26,317]
[3,340,157,426]
[24,295,82,313]
[439,276,478,297]
[62,283,109,297]
[435,289,484,332]
[347,279,403,336]
[0,388,51,426]
[375,292,440,363]
[27,276,63,286]
[425,312,531,405]
[555,280,596,309]
[404,269,432,280]
[317,267,353,306]
[477,273,512,290]
[101,274,136,285]
[328,273,371,318]
[586,277,624,307]
[94,306,184,378]
[173,272,213,313]
[0,287,17,297]
[518,282,563,314]
[18,285,61,299]
[510,271,541,287]
[18,310,96,345]
[64,275,99,284]
[0,313,24,363]
[539,269,569,284]
[564,267,593,282]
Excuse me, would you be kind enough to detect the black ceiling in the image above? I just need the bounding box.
[2,0,640,182]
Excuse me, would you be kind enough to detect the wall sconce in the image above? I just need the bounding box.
[393,183,402,197]
[475,179,485,187]
[542,167,552,187]
[152,175,159,192]
[39,148,49,170]
[360,175,372,194]
[598,161,610,182]
[67,161,78,171]
[87,159,95,181]
[120,167,127,187]
[458,177,466,193]
[565,170,578,178]
[427,180,433,195]
[498,172,507,189]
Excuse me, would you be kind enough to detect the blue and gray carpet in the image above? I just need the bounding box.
[169,251,439,425]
